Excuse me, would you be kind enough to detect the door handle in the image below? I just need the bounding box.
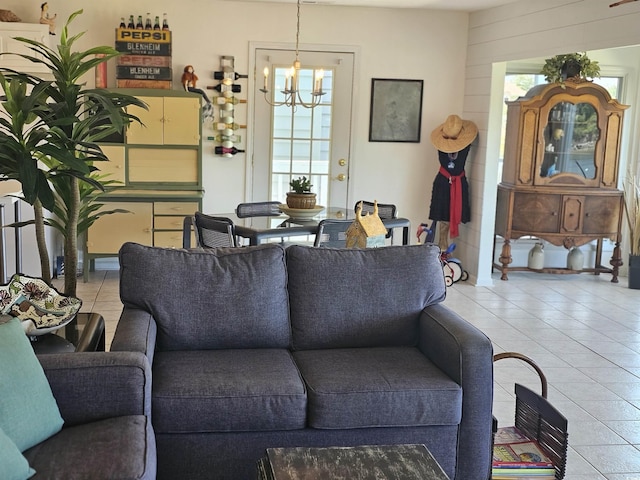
[336,173,346,181]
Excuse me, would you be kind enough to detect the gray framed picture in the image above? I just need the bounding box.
[368,78,424,143]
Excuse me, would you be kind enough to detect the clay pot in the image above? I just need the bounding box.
[286,192,316,209]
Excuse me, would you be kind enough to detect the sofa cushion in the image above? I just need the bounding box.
[293,346,462,429]
[0,318,63,452]
[24,415,155,480]
[286,244,446,350]
[119,243,290,351]
[152,349,307,433]
[0,426,34,480]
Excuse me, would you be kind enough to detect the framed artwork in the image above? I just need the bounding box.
[368,78,424,143]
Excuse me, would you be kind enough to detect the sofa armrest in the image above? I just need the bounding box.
[38,351,152,427]
[418,303,493,480]
[110,307,157,362]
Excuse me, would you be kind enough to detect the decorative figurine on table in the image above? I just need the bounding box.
[39,2,56,35]
[428,114,478,249]
[181,65,213,119]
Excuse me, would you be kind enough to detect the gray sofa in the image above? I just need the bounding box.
[111,242,494,480]
[27,351,156,479]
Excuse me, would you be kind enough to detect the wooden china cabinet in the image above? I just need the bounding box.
[494,79,628,282]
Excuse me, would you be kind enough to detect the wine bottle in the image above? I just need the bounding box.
[213,96,246,105]
[215,146,245,156]
[213,71,249,81]
[206,134,242,143]
[207,84,242,93]
[145,13,152,30]
[214,122,246,131]
[136,15,144,29]
[127,15,135,29]
[153,16,161,30]
[119,17,126,28]
[162,13,169,30]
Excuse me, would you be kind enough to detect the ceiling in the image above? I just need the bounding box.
[229,0,524,12]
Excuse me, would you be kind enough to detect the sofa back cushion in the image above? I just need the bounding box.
[286,244,446,350]
[119,243,290,351]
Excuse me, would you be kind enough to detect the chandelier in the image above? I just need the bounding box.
[259,0,325,109]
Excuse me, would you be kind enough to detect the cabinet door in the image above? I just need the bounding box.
[126,96,200,146]
[163,96,201,145]
[96,145,126,184]
[87,202,152,254]
[512,193,561,233]
[128,148,198,184]
[560,196,584,234]
[583,195,622,235]
[126,96,164,145]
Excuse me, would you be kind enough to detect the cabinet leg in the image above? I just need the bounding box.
[610,241,622,283]
[499,239,512,281]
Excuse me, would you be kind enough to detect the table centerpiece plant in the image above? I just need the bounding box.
[286,176,317,209]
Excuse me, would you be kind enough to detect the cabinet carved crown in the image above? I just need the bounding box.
[502,80,628,189]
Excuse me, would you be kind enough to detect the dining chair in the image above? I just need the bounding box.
[193,212,236,248]
[354,200,398,243]
[236,201,281,218]
[313,219,353,248]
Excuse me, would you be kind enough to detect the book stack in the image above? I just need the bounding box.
[492,426,556,479]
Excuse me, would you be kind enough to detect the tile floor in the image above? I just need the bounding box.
[74,269,640,480]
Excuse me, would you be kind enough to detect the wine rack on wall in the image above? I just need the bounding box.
[206,55,247,157]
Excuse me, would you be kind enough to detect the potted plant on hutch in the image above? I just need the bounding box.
[540,52,601,86]
[0,10,144,297]
[286,176,317,209]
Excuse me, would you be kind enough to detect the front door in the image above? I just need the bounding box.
[252,48,354,212]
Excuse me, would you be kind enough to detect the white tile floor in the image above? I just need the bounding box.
[75,269,640,480]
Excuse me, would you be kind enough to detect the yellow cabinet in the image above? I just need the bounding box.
[127,95,200,145]
[86,202,153,254]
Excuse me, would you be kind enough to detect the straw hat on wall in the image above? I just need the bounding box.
[430,114,478,153]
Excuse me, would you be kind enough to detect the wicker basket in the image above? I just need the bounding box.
[286,192,317,209]
[493,352,568,480]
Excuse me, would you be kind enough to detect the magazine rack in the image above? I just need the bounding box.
[493,352,569,480]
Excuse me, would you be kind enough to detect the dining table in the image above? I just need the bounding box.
[185,206,411,247]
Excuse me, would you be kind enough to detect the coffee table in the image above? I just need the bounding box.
[257,444,450,480]
[30,312,106,354]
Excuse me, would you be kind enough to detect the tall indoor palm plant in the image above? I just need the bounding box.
[0,10,145,296]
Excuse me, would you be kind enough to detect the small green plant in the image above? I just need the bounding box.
[540,52,601,86]
[289,176,312,194]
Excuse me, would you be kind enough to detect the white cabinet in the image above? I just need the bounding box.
[0,23,49,73]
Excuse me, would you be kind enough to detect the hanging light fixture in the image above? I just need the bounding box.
[259,0,325,109]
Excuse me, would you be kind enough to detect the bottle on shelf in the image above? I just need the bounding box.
[207,83,242,93]
[145,13,152,30]
[136,15,144,29]
[127,15,135,29]
[213,71,249,81]
[207,134,242,143]
[162,13,169,30]
[153,16,161,30]
[215,146,245,156]
[214,122,246,131]
[119,17,126,28]
[213,96,247,105]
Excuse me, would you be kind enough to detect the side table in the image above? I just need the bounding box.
[257,444,450,480]
[30,312,106,354]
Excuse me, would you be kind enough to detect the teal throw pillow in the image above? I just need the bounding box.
[0,425,35,479]
[0,317,64,451]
